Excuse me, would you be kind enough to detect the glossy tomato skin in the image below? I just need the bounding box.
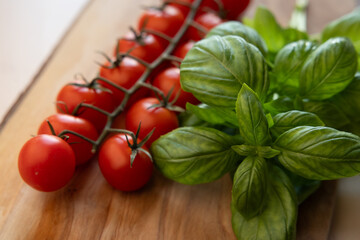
[221,0,251,20]
[186,12,224,41]
[56,81,116,133]
[99,58,150,107]
[165,0,217,17]
[37,114,98,165]
[18,135,76,192]
[173,40,195,59]
[137,5,185,47]
[99,134,153,191]
[167,0,250,20]
[114,32,165,63]
[125,98,179,147]
[152,67,200,109]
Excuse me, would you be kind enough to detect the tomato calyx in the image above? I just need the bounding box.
[139,82,184,112]
[45,119,97,151]
[109,124,154,167]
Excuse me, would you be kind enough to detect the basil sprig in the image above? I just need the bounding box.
[151,6,360,240]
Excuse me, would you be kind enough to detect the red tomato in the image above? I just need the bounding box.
[137,5,185,47]
[173,40,195,59]
[165,0,217,17]
[167,0,250,20]
[152,67,200,108]
[221,0,251,20]
[125,97,179,147]
[56,81,116,133]
[18,135,76,192]
[98,134,153,191]
[99,57,150,107]
[186,12,224,41]
[114,31,165,63]
[37,114,98,165]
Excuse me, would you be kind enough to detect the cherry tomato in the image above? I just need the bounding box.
[186,12,224,41]
[114,31,164,63]
[165,0,217,17]
[125,97,179,146]
[56,81,116,133]
[137,5,185,47]
[98,134,153,191]
[173,40,195,59]
[152,67,200,108]
[18,135,76,192]
[99,57,150,107]
[221,0,251,20]
[168,0,250,20]
[37,114,98,165]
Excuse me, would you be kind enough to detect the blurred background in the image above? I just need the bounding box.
[0,0,89,124]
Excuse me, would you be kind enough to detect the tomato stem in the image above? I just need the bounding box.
[58,129,97,145]
[60,0,204,152]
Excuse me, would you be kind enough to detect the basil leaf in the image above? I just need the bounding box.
[151,126,241,184]
[232,156,268,219]
[273,40,316,92]
[322,8,360,69]
[330,73,360,121]
[343,119,360,137]
[274,126,360,180]
[186,103,238,127]
[251,6,285,54]
[283,27,309,43]
[299,37,358,100]
[232,145,280,158]
[206,21,268,56]
[264,96,294,116]
[231,165,297,240]
[180,35,269,107]
[303,100,351,128]
[271,110,324,139]
[236,84,270,146]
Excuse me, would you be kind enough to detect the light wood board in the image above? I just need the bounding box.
[0,0,355,239]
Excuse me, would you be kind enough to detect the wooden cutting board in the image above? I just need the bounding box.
[0,0,355,239]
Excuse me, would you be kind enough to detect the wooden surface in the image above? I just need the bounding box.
[0,0,356,239]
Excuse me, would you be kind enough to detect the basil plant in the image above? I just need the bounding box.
[151,8,360,240]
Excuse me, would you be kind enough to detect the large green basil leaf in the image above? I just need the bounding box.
[273,40,316,92]
[232,145,280,158]
[236,84,271,146]
[206,21,268,56]
[303,100,351,128]
[231,165,297,240]
[299,37,358,100]
[250,6,285,54]
[321,8,360,69]
[180,35,269,107]
[151,126,241,184]
[274,126,360,180]
[186,103,238,127]
[232,156,268,219]
[330,73,360,121]
[271,110,324,139]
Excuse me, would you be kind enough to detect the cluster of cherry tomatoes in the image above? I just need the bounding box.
[18,0,250,192]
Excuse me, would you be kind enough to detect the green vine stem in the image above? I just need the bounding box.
[63,0,204,152]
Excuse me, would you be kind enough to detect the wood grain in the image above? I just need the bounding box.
[0,0,355,239]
